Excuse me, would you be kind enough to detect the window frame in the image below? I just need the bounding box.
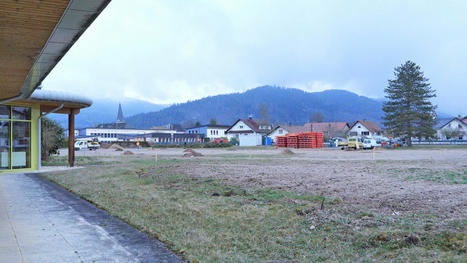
[0,105,32,170]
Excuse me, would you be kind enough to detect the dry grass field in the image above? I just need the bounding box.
[43,146,467,262]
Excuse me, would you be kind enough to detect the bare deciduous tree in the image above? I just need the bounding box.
[258,104,270,122]
[309,112,325,123]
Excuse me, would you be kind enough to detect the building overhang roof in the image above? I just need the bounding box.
[14,89,92,114]
[0,0,111,100]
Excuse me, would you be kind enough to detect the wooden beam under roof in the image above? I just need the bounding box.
[0,0,111,100]
[0,0,69,99]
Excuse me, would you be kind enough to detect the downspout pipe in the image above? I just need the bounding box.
[37,104,64,170]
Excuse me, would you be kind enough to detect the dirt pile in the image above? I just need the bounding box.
[110,144,124,151]
[100,143,111,149]
[280,149,295,155]
[183,149,203,157]
[122,150,134,155]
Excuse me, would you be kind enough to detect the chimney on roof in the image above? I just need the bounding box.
[248,115,253,120]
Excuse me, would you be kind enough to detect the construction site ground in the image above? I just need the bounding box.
[47,146,466,262]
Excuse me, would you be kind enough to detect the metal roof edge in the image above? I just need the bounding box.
[19,0,112,99]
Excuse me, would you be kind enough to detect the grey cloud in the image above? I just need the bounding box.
[43,0,467,115]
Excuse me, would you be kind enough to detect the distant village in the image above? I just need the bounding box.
[71,103,467,147]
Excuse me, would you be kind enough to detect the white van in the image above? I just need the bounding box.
[74,141,100,151]
[363,138,380,149]
[74,141,88,151]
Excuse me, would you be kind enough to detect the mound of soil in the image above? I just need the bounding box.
[100,143,111,149]
[110,144,125,151]
[122,150,134,155]
[183,149,203,157]
[280,149,295,155]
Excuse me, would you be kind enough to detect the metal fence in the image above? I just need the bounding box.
[412,140,467,145]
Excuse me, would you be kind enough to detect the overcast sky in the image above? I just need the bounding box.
[43,0,467,115]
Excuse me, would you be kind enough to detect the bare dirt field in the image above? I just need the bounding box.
[135,148,466,216]
[64,146,466,160]
[59,147,467,218]
[49,146,466,262]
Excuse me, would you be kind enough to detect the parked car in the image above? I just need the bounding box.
[88,141,100,150]
[363,138,380,149]
[212,138,229,144]
[74,140,100,151]
[346,136,364,149]
[74,141,87,151]
[331,137,346,148]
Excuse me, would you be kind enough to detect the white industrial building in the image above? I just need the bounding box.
[77,127,177,143]
[186,124,231,140]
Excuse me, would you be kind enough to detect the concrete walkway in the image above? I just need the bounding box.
[0,172,182,263]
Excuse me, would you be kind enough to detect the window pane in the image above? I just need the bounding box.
[0,121,10,169]
[12,122,30,169]
[12,107,31,120]
[0,106,10,119]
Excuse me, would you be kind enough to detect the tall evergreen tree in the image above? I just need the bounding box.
[383,61,437,146]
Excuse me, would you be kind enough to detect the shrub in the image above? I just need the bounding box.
[41,117,64,160]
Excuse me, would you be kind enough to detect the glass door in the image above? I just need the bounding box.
[0,105,32,170]
[0,121,10,169]
[12,122,31,169]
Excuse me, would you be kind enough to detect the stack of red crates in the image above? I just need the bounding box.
[276,132,324,148]
[276,136,287,147]
[298,132,314,148]
[313,132,324,148]
[286,134,299,148]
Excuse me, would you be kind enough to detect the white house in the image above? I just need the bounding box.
[186,124,231,140]
[435,117,467,140]
[266,125,308,143]
[348,120,383,137]
[226,118,273,146]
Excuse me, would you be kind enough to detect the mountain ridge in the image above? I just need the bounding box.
[126,86,385,128]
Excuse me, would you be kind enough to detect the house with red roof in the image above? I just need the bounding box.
[304,122,350,139]
[348,120,383,137]
[225,118,273,146]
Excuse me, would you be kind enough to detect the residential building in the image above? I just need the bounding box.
[0,1,110,172]
[226,118,273,146]
[348,120,383,137]
[266,125,308,143]
[434,117,467,140]
[186,124,231,140]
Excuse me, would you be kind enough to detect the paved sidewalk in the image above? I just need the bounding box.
[0,172,182,263]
